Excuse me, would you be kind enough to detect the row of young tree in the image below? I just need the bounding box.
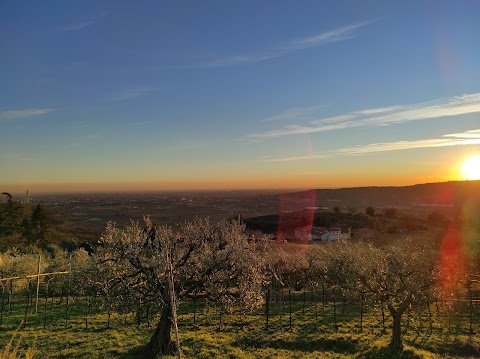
[1,217,478,358]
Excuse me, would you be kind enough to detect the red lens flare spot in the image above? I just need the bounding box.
[276,189,316,243]
[438,225,466,297]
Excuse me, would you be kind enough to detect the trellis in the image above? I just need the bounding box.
[0,255,69,326]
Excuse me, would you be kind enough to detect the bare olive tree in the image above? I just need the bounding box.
[99,217,267,358]
[352,239,435,351]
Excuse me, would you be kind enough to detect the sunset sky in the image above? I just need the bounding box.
[1,1,480,192]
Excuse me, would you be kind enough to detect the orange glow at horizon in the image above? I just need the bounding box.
[1,171,456,194]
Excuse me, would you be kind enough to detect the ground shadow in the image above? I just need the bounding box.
[360,346,423,359]
[118,345,145,359]
[233,334,358,354]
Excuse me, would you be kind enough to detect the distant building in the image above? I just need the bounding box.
[320,228,350,241]
[294,226,350,242]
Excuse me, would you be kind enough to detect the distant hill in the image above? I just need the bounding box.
[285,180,480,208]
[244,180,480,237]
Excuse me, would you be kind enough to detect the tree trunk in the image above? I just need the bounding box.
[193,295,197,326]
[302,288,306,316]
[50,287,54,312]
[388,303,408,351]
[144,303,174,358]
[427,302,433,335]
[322,283,326,315]
[391,312,402,351]
[43,284,49,329]
[85,295,89,329]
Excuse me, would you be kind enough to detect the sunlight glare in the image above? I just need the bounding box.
[460,155,480,180]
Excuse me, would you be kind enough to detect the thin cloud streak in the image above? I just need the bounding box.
[261,105,325,122]
[258,154,328,162]
[289,20,374,50]
[200,20,374,68]
[111,86,158,102]
[0,108,55,123]
[58,13,108,32]
[248,93,480,140]
[337,129,480,155]
[261,129,480,162]
[60,20,96,32]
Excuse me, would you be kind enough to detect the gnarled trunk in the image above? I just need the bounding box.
[144,302,174,358]
[388,302,409,352]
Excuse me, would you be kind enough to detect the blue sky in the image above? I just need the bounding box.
[1,1,480,191]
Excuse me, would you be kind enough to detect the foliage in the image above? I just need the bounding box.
[383,208,397,219]
[98,217,268,357]
[0,193,25,236]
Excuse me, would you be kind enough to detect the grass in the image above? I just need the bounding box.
[0,293,479,358]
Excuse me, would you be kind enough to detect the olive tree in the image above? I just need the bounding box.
[99,217,267,358]
[353,239,435,351]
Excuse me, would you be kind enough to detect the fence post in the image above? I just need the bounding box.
[35,255,41,314]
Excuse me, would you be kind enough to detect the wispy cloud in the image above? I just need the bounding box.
[247,93,480,141]
[261,105,325,122]
[260,129,480,162]
[258,154,328,162]
[198,20,374,68]
[337,129,480,155]
[0,108,55,123]
[58,12,107,32]
[111,86,157,102]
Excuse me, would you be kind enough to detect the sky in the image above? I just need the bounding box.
[1,1,480,192]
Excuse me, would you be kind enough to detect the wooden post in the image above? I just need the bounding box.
[65,256,71,329]
[469,280,473,334]
[332,287,337,332]
[288,288,292,330]
[0,272,4,326]
[35,255,41,314]
[167,248,181,359]
[23,279,31,327]
[265,287,270,330]
[43,280,49,329]
[9,280,13,312]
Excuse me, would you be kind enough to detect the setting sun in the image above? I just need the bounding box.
[461,155,480,180]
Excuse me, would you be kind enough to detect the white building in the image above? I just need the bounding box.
[295,226,349,242]
[320,229,350,241]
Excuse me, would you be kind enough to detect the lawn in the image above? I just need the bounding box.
[1,292,479,358]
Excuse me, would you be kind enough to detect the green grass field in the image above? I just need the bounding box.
[1,293,479,358]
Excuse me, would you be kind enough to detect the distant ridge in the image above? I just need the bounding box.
[284,180,480,207]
